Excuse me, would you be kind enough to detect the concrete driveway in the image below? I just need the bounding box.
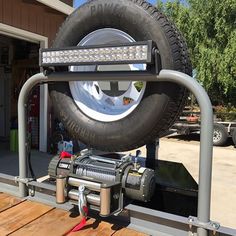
[0,149,52,177]
[131,135,236,229]
[1,136,235,229]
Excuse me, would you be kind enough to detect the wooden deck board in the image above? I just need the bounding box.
[1,194,146,236]
[0,193,23,213]
[113,227,147,236]
[0,200,53,235]
[66,219,117,236]
[10,208,82,236]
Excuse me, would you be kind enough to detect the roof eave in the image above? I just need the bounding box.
[36,0,74,15]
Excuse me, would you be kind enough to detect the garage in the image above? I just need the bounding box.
[0,35,40,149]
[0,0,74,153]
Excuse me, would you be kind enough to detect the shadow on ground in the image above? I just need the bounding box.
[0,141,52,177]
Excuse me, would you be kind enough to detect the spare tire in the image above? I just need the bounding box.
[49,0,192,151]
[213,123,228,146]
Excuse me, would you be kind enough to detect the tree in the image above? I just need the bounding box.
[157,0,236,106]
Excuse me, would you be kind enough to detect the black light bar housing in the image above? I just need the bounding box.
[39,40,156,67]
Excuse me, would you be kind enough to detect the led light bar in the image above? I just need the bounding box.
[40,40,155,67]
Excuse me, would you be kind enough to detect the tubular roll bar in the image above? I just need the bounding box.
[17,70,213,236]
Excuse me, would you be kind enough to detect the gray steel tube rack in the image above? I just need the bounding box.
[17,70,213,236]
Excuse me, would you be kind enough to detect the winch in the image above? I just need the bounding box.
[48,150,155,217]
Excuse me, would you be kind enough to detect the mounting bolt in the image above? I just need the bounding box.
[211,222,220,235]
[188,216,194,230]
[29,188,35,197]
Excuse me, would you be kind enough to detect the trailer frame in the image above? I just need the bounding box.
[0,69,236,236]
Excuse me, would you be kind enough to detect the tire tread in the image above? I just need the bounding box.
[50,0,192,151]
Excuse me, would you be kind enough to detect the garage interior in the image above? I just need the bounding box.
[0,34,52,176]
[0,34,40,150]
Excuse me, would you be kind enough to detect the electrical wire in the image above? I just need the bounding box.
[27,93,36,180]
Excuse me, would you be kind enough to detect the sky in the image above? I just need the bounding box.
[74,0,157,8]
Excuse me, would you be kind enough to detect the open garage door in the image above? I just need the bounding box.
[0,34,40,151]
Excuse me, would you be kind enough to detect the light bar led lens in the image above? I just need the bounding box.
[40,41,154,67]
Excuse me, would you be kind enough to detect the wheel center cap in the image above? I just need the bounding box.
[97,81,131,97]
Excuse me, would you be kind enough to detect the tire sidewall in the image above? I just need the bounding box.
[213,124,228,146]
[53,0,174,67]
[49,0,189,150]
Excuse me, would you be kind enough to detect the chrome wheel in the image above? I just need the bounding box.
[69,28,146,122]
[213,129,222,143]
